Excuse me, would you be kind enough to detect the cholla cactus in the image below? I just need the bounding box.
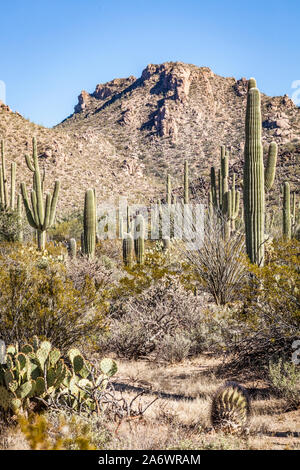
[211,381,251,434]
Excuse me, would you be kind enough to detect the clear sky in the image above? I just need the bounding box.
[0,0,299,127]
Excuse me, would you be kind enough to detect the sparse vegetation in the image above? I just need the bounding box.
[0,71,299,452]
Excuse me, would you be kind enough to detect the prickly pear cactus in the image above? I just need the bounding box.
[0,338,118,415]
[211,381,251,434]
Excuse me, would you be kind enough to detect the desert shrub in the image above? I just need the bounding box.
[268,359,300,410]
[109,242,178,314]
[226,239,300,371]
[179,214,247,305]
[99,276,205,361]
[0,211,29,242]
[18,413,110,450]
[0,243,108,349]
[48,211,83,242]
[156,333,192,363]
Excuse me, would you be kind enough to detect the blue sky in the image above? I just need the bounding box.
[0,0,299,127]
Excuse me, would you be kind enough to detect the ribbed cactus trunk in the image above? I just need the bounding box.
[83,189,96,258]
[283,182,291,240]
[69,238,77,258]
[265,142,278,192]
[243,84,265,266]
[166,174,172,205]
[184,161,189,204]
[123,233,133,267]
[134,214,145,265]
[37,230,46,251]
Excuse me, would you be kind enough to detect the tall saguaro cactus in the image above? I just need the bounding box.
[166,174,172,205]
[0,140,16,212]
[21,138,60,250]
[83,189,96,258]
[243,82,265,266]
[184,160,189,204]
[123,233,133,267]
[282,182,291,240]
[134,214,145,265]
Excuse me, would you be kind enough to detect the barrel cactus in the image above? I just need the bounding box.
[211,381,251,434]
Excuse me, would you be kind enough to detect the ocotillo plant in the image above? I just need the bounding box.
[21,138,60,250]
[83,189,96,258]
[243,82,265,266]
[0,140,16,212]
[282,182,291,240]
[134,214,145,265]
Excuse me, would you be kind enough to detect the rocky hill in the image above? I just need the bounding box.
[0,62,299,216]
[0,101,157,214]
[58,61,300,200]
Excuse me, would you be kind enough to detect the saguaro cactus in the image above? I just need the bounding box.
[83,189,96,258]
[184,160,189,204]
[282,182,291,240]
[0,140,16,212]
[166,174,172,205]
[134,214,145,265]
[222,174,240,239]
[69,238,77,258]
[21,138,60,250]
[123,233,133,267]
[243,83,265,266]
[210,146,229,213]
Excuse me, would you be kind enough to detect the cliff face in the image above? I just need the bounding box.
[59,62,300,195]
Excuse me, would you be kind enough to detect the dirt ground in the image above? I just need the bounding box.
[105,354,300,450]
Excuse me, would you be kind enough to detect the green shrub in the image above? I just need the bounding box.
[0,243,108,349]
[268,358,300,410]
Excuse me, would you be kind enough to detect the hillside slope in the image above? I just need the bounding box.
[59,62,300,199]
[0,102,157,214]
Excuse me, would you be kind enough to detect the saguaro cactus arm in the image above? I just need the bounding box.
[265,142,278,192]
